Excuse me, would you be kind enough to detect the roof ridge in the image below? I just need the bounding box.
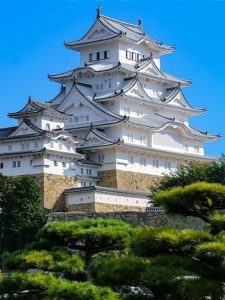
[100,14,141,29]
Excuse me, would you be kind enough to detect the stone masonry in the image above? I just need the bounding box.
[48,210,205,230]
[33,174,77,211]
[99,169,161,192]
[68,202,146,213]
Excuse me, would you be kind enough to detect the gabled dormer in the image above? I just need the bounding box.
[64,8,174,68]
[8,97,71,131]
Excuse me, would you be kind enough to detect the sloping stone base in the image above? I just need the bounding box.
[33,174,77,211]
[68,202,145,213]
[99,169,161,192]
[12,174,77,211]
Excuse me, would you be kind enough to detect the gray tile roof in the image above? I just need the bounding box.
[64,185,150,197]
[65,13,174,54]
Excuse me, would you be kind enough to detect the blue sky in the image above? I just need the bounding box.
[0,0,224,156]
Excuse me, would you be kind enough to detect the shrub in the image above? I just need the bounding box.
[170,277,223,300]
[37,218,134,263]
[89,255,150,286]
[154,160,225,193]
[0,272,119,300]
[0,176,46,253]
[154,182,225,231]
[3,248,85,275]
[129,227,212,257]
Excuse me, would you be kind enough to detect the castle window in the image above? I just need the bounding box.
[153,160,159,168]
[130,156,134,165]
[128,133,134,142]
[140,135,146,145]
[98,154,104,164]
[104,51,108,59]
[89,53,93,62]
[96,52,100,61]
[54,161,58,166]
[8,145,12,151]
[25,143,29,149]
[58,143,62,150]
[13,161,16,168]
[132,52,137,61]
[45,123,50,131]
[165,161,171,170]
[21,143,25,150]
[126,50,141,62]
[34,141,38,148]
[17,161,21,167]
[140,157,146,166]
[0,162,3,169]
[194,145,200,153]
[124,107,130,116]
[137,54,142,62]
[81,168,84,174]
[109,79,112,88]
[62,162,66,168]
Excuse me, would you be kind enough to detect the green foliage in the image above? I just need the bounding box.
[170,278,224,300]
[37,218,134,262]
[0,176,46,252]
[129,226,212,256]
[195,241,225,264]
[3,248,85,275]
[0,272,119,300]
[154,159,225,192]
[154,182,225,229]
[89,255,150,286]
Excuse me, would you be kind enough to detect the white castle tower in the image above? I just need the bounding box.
[0,8,219,212]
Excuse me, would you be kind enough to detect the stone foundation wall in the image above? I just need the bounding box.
[68,202,145,213]
[48,210,205,230]
[99,169,161,192]
[28,174,77,211]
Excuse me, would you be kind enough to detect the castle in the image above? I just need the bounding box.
[0,8,219,212]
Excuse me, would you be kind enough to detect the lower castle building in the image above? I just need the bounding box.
[0,9,219,212]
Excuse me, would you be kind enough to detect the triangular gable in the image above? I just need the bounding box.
[153,123,197,140]
[164,88,193,109]
[58,85,119,123]
[124,78,151,101]
[79,128,116,148]
[138,59,165,78]
[9,121,42,137]
[77,19,117,44]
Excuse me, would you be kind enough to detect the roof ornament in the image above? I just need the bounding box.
[138,19,143,30]
[96,5,101,18]
[28,96,32,102]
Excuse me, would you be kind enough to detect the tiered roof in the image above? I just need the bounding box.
[64,8,175,55]
[49,57,190,87]
[8,97,71,119]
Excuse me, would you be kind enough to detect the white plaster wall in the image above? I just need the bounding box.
[67,190,149,207]
[115,149,179,176]
[118,41,160,68]
[80,41,119,66]
[0,138,44,154]
[0,152,99,177]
